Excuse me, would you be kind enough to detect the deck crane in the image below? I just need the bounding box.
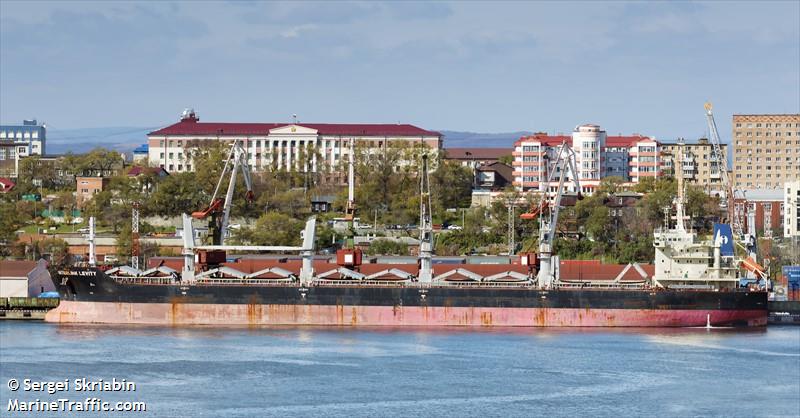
[705,102,764,281]
[191,139,254,245]
[344,138,356,220]
[418,153,434,282]
[536,142,581,288]
[704,102,744,238]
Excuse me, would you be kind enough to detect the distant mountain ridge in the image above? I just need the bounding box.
[41,127,531,154]
[44,126,156,154]
[440,130,531,148]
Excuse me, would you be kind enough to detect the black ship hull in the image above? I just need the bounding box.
[46,267,768,327]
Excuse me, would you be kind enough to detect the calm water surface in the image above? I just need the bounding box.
[1,322,798,417]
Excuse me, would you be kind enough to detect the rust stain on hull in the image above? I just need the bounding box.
[44,301,769,327]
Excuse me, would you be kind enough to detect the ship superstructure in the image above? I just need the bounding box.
[652,138,741,290]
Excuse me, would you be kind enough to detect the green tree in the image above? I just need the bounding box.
[430,159,473,211]
[597,176,625,195]
[231,212,303,246]
[147,173,207,217]
[498,154,514,165]
[0,201,30,254]
[365,239,409,256]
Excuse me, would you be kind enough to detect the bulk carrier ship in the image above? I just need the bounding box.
[46,136,767,327]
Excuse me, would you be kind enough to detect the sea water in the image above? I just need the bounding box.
[1,322,798,417]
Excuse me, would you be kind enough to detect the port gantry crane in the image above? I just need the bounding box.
[536,142,581,288]
[192,138,254,246]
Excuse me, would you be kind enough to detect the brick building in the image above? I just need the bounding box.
[76,176,110,208]
[734,189,784,239]
[732,114,800,190]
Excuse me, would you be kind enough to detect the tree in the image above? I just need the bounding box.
[430,159,473,212]
[231,212,303,246]
[82,190,113,222]
[0,201,30,255]
[597,176,625,195]
[37,238,71,267]
[498,154,514,165]
[147,173,207,217]
[257,188,309,218]
[365,239,409,256]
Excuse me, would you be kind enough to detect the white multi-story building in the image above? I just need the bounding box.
[147,110,442,180]
[512,124,661,195]
[785,181,800,238]
[0,119,47,178]
[0,119,46,157]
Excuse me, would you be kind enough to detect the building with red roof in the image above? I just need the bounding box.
[146,109,442,181]
[512,124,662,194]
[0,177,15,193]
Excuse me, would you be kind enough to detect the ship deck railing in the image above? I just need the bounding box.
[195,278,297,286]
[555,282,649,290]
[112,276,177,285]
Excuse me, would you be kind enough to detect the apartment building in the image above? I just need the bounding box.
[512,124,661,195]
[732,114,800,190]
[661,138,728,193]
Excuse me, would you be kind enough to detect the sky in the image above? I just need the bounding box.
[1,1,799,141]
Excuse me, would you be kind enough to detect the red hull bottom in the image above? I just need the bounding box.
[45,301,767,327]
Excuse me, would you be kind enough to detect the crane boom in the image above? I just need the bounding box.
[191,139,254,245]
[537,142,581,288]
[704,102,743,238]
